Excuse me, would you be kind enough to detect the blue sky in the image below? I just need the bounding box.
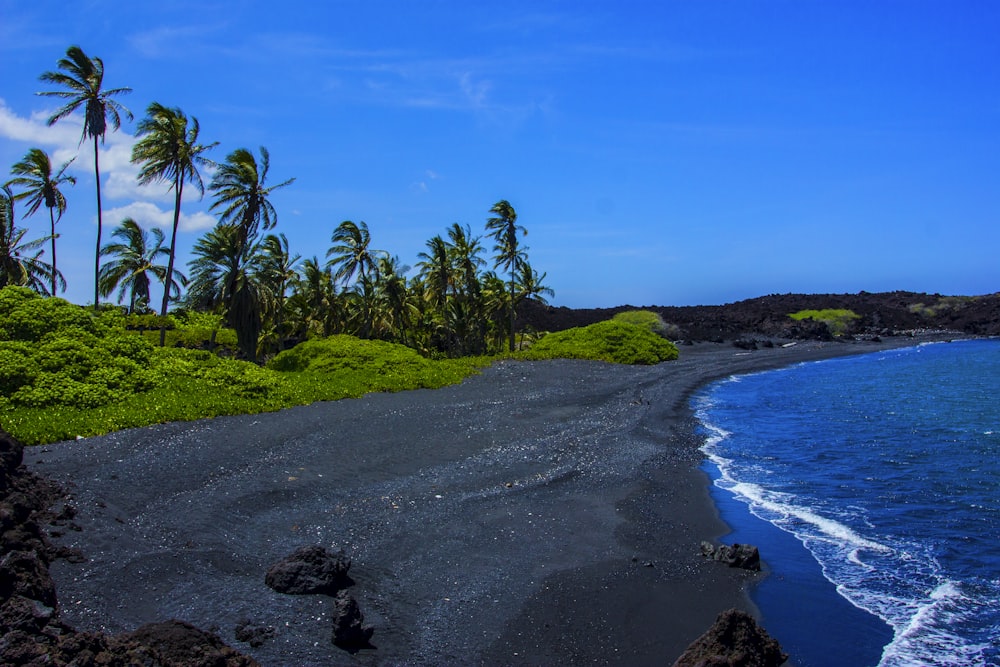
[1,1,998,308]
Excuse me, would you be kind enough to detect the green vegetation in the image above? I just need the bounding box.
[611,309,681,339]
[789,308,861,336]
[908,296,974,319]
[519,320,679,365]
[0,286,490,445]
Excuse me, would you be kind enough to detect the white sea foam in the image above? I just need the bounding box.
[878,581,993,667]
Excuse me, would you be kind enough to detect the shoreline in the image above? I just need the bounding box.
[28,334,960,665]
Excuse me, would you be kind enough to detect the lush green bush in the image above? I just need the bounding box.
[268,335,486,394]
[0,287,98,341]
[518,320,679,365]
[788,309,861,336]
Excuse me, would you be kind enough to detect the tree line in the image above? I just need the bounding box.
[1,45,552,362]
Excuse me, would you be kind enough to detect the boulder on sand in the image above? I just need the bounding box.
[265,544,353,595]
[700,541,761,571]
[673,608,787,667]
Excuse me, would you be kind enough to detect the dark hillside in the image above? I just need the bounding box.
[517,291,1000,341]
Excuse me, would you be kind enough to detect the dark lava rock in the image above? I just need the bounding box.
[673,608,788,667]
[517,290,1000,342]
[265,544,353,595]
[127,619,259,666]
[331,590,374,651]
[234,618,276,648]
[0,425,258,666]
[701,541,762,571]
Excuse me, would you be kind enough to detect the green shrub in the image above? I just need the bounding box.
[0,287,97,341]
[518,320,679,365]
[788,309,861,336]
[612,309,681,339]
[269,335,434,374]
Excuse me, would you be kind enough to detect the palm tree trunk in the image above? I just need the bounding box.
[508,275,516,353]
[49,207,57,296]
[93,135,102,310]
[159,179,184,347]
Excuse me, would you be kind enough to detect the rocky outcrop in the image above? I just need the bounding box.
[331,590,374,651]
[0,426,258,666]
[265,544,353,595]
[673,608,788,667]
[701,541,761,571]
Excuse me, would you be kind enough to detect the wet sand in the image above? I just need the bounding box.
[28,338,940,666]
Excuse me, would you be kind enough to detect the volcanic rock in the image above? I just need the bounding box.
[701,541,761,571]
[673,608,788,667]
[126,619,260,666]
[331,590,374,651]
[265,544,353,595]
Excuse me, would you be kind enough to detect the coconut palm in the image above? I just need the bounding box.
[371,254,415,343]
[486,200,527,352]
[131,102,217,341]
[446,223,485,301]
[209,147,294,254]
[326,220,385,289]
[186,223,263,361]
[416,234,451,307]
[6,148,76,295]
[38,45,132,308]
[98,218,183,314]
[257,232,300,351]
[287,256,340,337]
[0,185,61,293]
[517,261,554,305]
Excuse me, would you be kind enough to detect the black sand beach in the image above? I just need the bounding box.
[27,338,943,665]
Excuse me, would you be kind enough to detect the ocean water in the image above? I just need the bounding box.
[694,339,1000,667]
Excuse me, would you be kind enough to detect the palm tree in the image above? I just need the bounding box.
[327,220,385,288]
[6,148,76,295]
[287,256,340,338]
[257,232,300,351]
[371,254,414,343]
[0,185,61,293]
[486,200,527,352]
[38,45,132,308]
[517,261,554,305]
[185,223,263,361]
[209,147,295,254]
[98,217,182,313]
[416,234,452,308]
[131,102,217,342]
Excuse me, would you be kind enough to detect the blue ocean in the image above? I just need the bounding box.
[695,339,1000,667]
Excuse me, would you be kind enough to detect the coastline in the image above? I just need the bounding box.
[27,335,957,665]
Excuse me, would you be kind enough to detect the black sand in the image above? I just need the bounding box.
[27,338,940,666]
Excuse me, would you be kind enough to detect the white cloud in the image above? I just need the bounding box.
[103,201,216,233]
